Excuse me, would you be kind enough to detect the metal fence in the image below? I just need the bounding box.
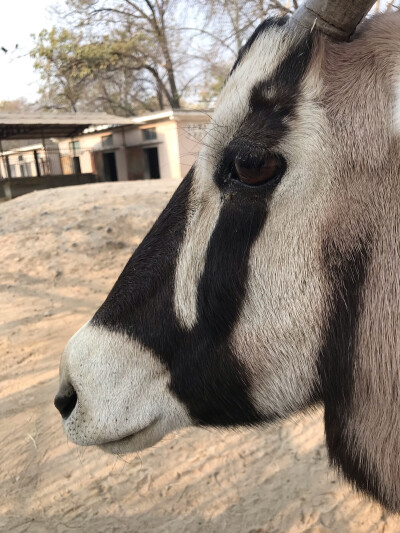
[0,148,95,180]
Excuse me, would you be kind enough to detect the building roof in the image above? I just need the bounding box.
[1,143,44,156]
[130,109,211,125]
[0,113,134,141]
[0,109,212,144]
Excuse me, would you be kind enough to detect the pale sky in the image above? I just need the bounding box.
[0,0,58,102]
[0,1,393,104]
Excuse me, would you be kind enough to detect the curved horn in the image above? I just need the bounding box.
[291,0,377,40]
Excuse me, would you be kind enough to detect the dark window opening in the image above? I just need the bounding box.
[102,135,113,148]
[145,147,160,179]
[103,152,118,181]
[72,156,81,174]
[142,128,157,141]
[69,140,80,152]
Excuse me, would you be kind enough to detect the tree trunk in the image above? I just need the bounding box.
[157,82,165,110]
[157,10,180,108]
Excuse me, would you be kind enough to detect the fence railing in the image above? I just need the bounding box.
[0,148,95,179]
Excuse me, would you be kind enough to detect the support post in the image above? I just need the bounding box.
[121,126,129,180]
[0,139,8,179]
[42,134,49,175]
[34,150,41,177]
[5,155,11,178]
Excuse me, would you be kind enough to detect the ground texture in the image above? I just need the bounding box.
[1,181,399,533]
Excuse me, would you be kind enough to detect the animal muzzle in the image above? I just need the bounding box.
[54,381,77,419]
[54,322,191,452]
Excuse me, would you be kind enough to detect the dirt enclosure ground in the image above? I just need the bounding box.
[1,180,399,533]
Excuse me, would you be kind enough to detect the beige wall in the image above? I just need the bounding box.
[126,147,145,180]
[0,113,211,181]
[57,116,211,182]
[150,121,180,180]
[115,145,128,181]
[176,119,209,178]
[58,131,126,180]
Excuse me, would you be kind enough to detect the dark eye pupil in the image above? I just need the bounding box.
[234,153,282,186]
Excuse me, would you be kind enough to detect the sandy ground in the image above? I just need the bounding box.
[1,180,400,533]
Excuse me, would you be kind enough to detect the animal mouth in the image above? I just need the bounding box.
[98,419,159,451]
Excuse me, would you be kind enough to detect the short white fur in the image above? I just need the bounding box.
[60,322,191,453]
[173,25,297,330]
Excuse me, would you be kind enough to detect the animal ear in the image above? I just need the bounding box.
[320,239,400,512]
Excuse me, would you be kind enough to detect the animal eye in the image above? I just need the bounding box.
[234,153,284,186]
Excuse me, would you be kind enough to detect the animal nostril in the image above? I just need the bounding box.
[54,386,78,419]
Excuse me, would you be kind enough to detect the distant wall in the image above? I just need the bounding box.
[177,121,208,179]
[0,173,100,200]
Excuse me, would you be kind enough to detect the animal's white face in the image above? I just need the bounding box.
[59,324,191,453]
[56,12,400,511]
[58,20,327,453]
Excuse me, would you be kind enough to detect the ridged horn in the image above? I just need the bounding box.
[291,0,377,40]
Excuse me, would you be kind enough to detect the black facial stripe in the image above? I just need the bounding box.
[318,239,379,500]
[219,33,315,190]
[242,32,314,144]
[92,31,315,428]
[93,168,193,332]
[250,31,314,110]
[172,189,269,425]
[93,168,266,426]
[230,17,288,76]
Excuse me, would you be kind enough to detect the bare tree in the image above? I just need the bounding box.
[190,0,297,104]
[67,0,183,108]
[31,0,398,114]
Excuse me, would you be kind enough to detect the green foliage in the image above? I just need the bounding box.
[30,0,299,114]
[32,28,89,112]
[31,26,155,113]
[30,0,184,114]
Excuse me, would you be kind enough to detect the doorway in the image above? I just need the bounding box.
[103,152,118,181]
[144,147,160,179]
[72,156,81,174]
